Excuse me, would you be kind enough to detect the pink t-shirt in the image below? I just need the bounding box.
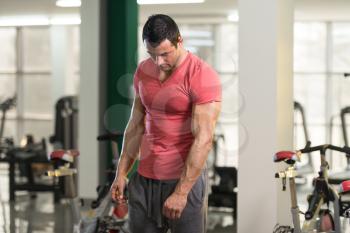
[134,52,221,180]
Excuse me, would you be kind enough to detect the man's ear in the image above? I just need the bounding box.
[178,36,183,45]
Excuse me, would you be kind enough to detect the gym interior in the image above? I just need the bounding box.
[0,0,350,233]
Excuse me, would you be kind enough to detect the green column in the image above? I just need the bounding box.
[105,0,138,169]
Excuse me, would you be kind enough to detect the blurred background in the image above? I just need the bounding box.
[0,0,350,232]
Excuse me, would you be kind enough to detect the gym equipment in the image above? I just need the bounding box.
[49,96,79,202]
[294,101,313,176]
[0,96,16,139]
[329,106,350,184]
[91,132,123,209]
[274,142,350,233]
[46,149,129,233]
[0,134,61,202]
[0,96,16,160]
[46,150,82,232]
[208,134,237,220]
[50,96,78,150]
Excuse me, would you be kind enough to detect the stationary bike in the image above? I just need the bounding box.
[274,142,350,233]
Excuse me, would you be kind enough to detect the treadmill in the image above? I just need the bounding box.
[328,106,350,184]
[294,101,314,176]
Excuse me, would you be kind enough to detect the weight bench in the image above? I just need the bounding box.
[3,147,62,203]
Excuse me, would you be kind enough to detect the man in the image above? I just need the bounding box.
[111,14,221,233]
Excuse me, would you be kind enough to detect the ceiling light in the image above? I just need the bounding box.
[137,0,204,4]
[56,0,81,7]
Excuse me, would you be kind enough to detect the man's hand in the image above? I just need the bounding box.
[162,192,188,219]
[110,176,127,201]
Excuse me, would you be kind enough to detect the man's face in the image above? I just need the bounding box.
[145,39,180,72]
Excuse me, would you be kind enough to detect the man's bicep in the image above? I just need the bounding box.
[192,102,221,136]
[129,96,145,127]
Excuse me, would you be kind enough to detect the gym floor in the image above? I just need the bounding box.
[0,164,236,233]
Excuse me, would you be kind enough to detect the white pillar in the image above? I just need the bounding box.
[238,0,294,232]
[79,0,101,198]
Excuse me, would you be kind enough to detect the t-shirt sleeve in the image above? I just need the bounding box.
[190,63,222,104]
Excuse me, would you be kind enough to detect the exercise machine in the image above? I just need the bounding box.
[294,101,313,176]
[208,134,237,220]
[274,142,350,233]
[50,96,78,150]
[49,96,79,202]
[329,106,350,184]
[91,132,123,209]
[0,96,16,139]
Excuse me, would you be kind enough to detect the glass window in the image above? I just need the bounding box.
[332,22,350,157]
[212,73,239,167]
[294,74,326,146]
[327,73,350,114]
[0,74,17,127]
[137,26,147,63]
[22,27,51,72]
[2,119,17,140]
[180,24,214,64]
[70,26,80,73]
[0,28,16,72]
[294,22,327,72]
[332,23,350,72]
[23,75,52,115]
[23,120,53,141]
[214,23,238,73]
[0,74,16,101]
[294,74,326,124]
[218,73,239,123]
[214,123,238,167]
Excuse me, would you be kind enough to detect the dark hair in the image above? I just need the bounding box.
[142,14,180,47]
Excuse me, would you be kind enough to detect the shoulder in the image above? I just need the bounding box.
[135,58,157,79]
[136,58,153,75]
[187,53,218,81]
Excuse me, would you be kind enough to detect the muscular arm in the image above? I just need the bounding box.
[112,96,145,199]
[163,101,221,219]
[176,101,221,194]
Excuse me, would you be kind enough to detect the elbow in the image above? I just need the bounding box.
[195,134,214,151]
[125,122,145,136]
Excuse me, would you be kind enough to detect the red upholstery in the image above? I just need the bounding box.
[339,180,350,194]
[274,151,298,163]
[49,150,80,162]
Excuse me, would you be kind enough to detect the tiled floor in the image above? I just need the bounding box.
[0,163,235,233]
[4,164,350,233]
[0,195,235,233]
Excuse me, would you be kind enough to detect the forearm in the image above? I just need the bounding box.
[174,102,220,196]
[116,122,144,178]
[174,137,213,196]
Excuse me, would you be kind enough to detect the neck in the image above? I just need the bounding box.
[175,48,188,68]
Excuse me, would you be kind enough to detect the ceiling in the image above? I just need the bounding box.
[0,0,78,17]
[1,0,350,22]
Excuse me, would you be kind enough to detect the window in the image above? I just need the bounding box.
[0,25,80,143]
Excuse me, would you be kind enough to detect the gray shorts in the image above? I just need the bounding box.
[127,171,208,233]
